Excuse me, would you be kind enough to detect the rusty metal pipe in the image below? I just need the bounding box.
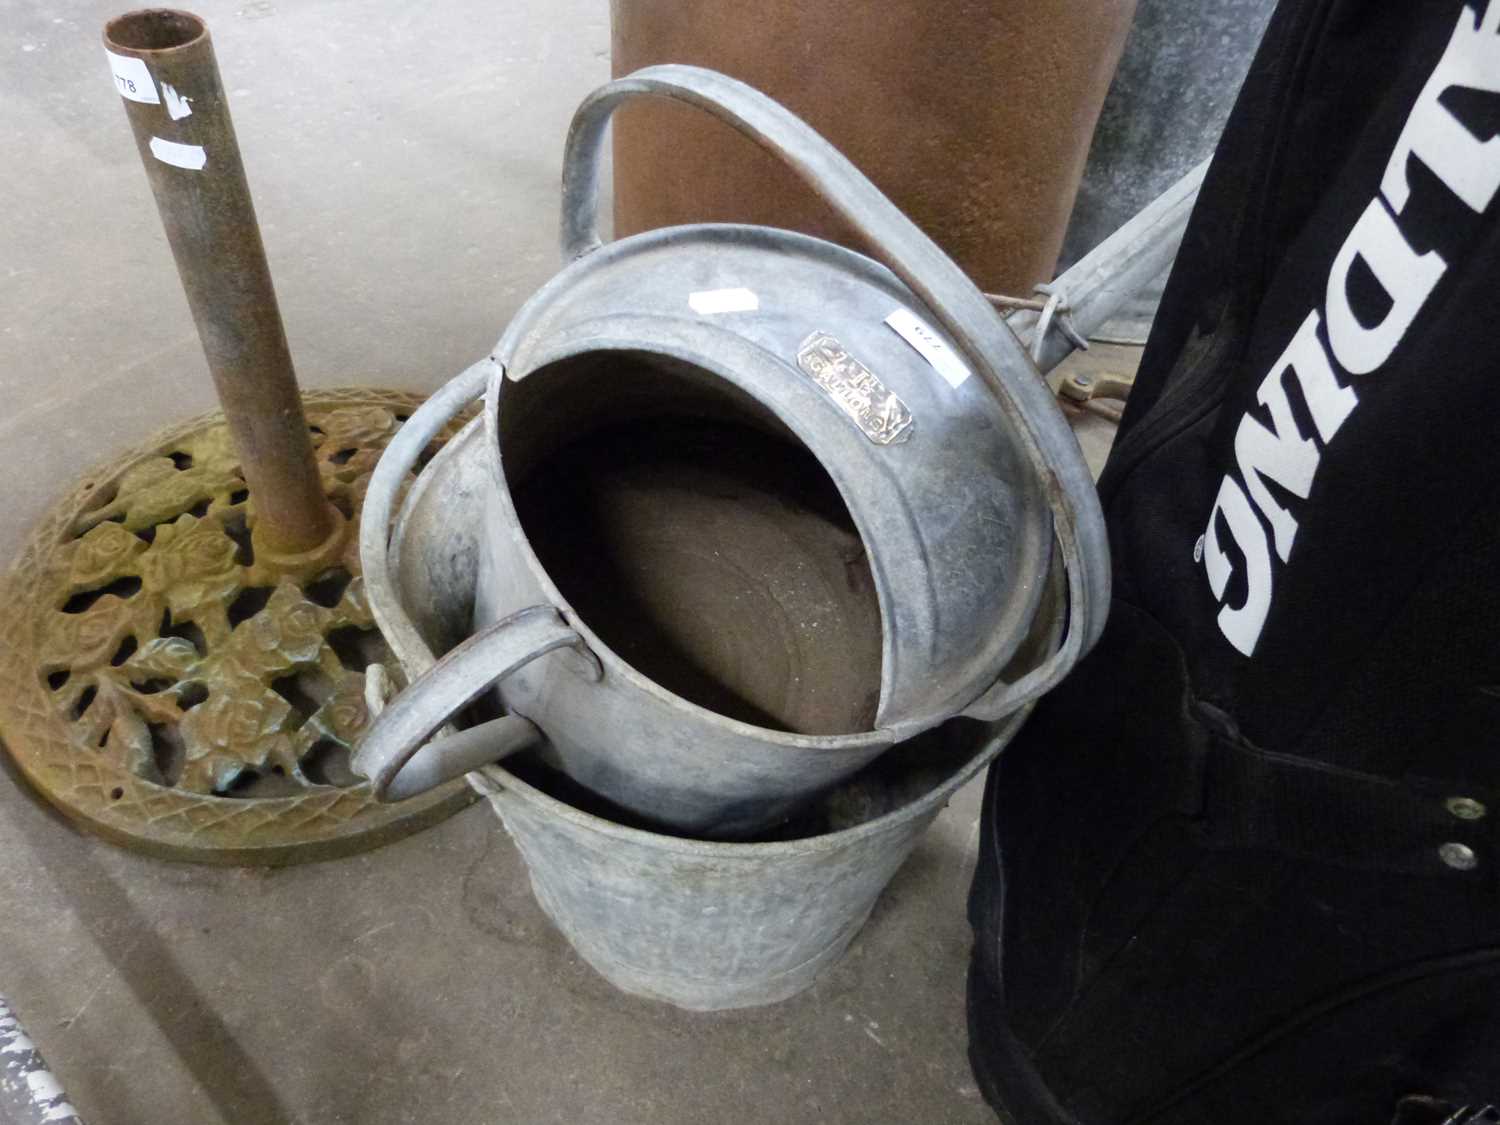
[102,9,337,559]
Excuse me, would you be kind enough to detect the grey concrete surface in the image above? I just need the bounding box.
[1,0,609,567]
[1062,0,1275,266]
[1059,0,1276,336]
[0,3,1139,1123]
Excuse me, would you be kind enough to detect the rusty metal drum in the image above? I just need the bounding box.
[609,0,1138,296]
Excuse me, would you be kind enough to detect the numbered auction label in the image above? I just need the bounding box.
[105,49,159,104]
[884,307,971,389]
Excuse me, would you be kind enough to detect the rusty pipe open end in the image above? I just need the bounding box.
[103,8,206,55]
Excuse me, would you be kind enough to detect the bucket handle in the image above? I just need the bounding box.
[560,65,1109,718]
[352,365,600,801]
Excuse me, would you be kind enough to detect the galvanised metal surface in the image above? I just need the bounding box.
[354,63,1206,840]
[376,419,1060,1010]
[354,69,1212,838]
[355,79,1203,837]
[478,707,1037,1011]
[0,390,476,864]
[103,9,336,559]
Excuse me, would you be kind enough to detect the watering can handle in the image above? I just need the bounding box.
[353,363,601,801]
[560,65,1110,718]
[352,604,598,801]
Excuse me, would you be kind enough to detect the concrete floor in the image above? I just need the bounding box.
[0,3,1126,1121]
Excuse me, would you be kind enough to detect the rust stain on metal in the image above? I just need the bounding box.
[610,0,1137,296]
[796,332,913,445]
[0,390,477,865]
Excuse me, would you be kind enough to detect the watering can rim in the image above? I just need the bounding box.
[485,221,1054,734]
[560,65,1110,724]
[481,362,915,749]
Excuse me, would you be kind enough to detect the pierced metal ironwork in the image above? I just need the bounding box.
[0,389,476,864]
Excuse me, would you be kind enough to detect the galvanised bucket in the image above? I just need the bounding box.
[476,709,1036,1011]
[353,66,1108,836]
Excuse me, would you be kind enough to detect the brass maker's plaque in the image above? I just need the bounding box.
[796,332,914,445]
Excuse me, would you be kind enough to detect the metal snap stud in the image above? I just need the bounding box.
[1439,842,1479,871]
[1445,796,1487,821]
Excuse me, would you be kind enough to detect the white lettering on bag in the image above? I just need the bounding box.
[1273,312,1359,444]
[1200,1,1497,656]
[1325,198,1447,376]
[1382,1,1500,215]
[1232,315,1347,561]
[1204,477,1274,657]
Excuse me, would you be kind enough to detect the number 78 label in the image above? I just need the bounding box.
[105,49,160,104]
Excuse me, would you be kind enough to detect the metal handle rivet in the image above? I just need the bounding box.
[1445,796,1487,821]
[1439,842,1479,870]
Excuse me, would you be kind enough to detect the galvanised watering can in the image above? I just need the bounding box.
[353,66,1109,836]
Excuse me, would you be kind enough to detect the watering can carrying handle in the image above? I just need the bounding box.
[560,66,1110,718]
[352,604,594,801]
[352,364,601,801]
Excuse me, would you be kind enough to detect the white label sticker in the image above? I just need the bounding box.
[105,49,159,104]
[884,307,971,389]
[688,287,760,315]
[161,82,194,120]
[149,136,206,171]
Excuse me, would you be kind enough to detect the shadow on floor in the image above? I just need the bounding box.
[0,744,293,1125]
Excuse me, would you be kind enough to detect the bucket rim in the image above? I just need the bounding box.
[469,699,1031,858]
